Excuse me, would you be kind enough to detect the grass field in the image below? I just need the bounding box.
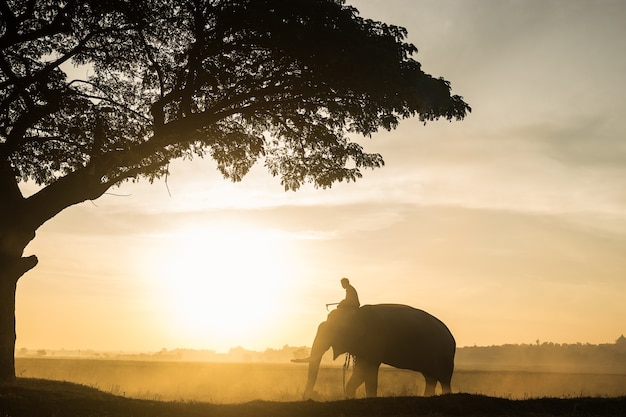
[13,358,626,403]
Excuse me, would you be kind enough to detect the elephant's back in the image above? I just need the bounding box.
[356,304,455,378]
[359,304,456,342]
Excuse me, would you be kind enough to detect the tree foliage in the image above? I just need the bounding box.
[1,0,469,199]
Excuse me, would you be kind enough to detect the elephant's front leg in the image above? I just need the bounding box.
[345,362,366,398]
[346,360,380,398]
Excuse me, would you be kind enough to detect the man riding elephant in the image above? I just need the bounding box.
[338,278,360,310]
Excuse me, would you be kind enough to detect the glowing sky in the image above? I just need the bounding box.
[16,0,626,353]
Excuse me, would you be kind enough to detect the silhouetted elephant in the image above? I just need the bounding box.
[292,304,455,398]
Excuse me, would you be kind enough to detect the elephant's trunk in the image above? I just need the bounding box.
[297,321,332,398]
[303,354,323,398]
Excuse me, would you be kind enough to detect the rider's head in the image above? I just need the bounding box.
[341,278,349,288]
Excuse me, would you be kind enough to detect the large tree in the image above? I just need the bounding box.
[0,0,469,381]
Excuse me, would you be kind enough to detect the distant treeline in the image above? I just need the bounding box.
[17,336,626,372]
[16,345,312,363]
[456,337,626,373]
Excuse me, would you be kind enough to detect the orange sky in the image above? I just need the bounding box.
[16,0,626,353]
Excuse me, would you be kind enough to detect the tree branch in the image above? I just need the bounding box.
[22,167,110,231]
[0,1,71,50]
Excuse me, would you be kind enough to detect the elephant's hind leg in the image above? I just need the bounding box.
[423,375,437,396]
[362,362,380,398]
[441,379,452,394]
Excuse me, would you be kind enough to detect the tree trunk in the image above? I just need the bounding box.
[0,255,38,382]
[0,159,108,381]
[0,254,37,382]
[0,269,18,381]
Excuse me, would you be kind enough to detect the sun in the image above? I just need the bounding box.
[148,225,296,350]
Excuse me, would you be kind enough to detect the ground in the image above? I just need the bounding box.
[1,379,626,417]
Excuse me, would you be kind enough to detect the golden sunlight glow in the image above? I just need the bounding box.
[147,225,296,350]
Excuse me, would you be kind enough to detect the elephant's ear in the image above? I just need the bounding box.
[331,344,347,360]
[332,325,364,359]
[327,308,359,359]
